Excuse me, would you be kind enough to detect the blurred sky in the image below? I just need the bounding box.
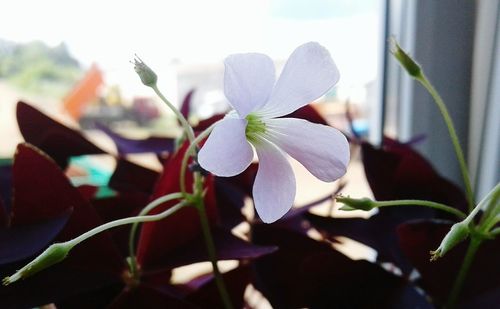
[0,0,382,98]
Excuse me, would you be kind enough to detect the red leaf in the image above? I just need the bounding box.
[109,159,160,195]
[12,143,81,225]
[12,143,123,276]
[136,142,218,268]
[284,104,329,125]
[16,101,104,169]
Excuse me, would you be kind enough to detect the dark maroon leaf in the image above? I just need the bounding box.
[108,283,196,309]
[397,220,500,305]
[180,89,195,120]
[0,197,8,228]
[284,104,328,125]
[0,265,119,308]
[193,114,225,132]
[277,191,342,234]
[16,101,105,169]
[144,227,277,271]
[252,223,414,308]
[361,138,468,214]
[214,178,246,229]
[55,282,124,309]
[136,142,218,269]
[186,265,251,309]
[306,212,416,275]
[96,123,175,155]
[77,184,99,201]
[225,163,258,197]
[0,164,12,214]
[91,193,148,256]
[0,210,71,264]
[109,158,160,195]
[462,286,500,309]
[11,144,123,276]
[12,143,83,225]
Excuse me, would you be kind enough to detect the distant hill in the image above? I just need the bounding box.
[0,39,83,97]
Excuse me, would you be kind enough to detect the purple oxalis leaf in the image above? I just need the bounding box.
[144,227,277,272]
[0,209,71,264]
[251,223,429,308]
[108,158,160,195]
[96,122,175,155]
[180,89,195,121]
[16,101,105,169]
[397,219,500,306]
[185,265,251,309]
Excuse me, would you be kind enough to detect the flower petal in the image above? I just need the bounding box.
[258,42,339,118]
[224,53,276,118]
[253,138,296,223]
[198,118,253,177]
[264,118,349,182]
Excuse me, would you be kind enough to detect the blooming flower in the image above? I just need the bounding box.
[198,42,350,223]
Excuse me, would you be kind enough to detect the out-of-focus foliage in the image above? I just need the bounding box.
[0,39,83,96]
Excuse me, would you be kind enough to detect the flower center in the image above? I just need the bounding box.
[245,113,266,143]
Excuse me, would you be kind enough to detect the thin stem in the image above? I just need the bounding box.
[375,199,467,219]
[416,74,475,211]
[152,84,195,143]
[194,198,233,309]
[445,237,482,308]
[490,227,500,237]
[180,121,219,195]
[68,201,188,248]
[127,192,184,278]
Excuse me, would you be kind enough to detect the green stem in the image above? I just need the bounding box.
[179,121,219,195]
[416,74,475,211]
[194,197,233,309]
[179,119,231,308]
[68,201,188,248]
[152,84,195,143]
[127,192,184,278]
[375,199,467,219]
[445,237,482,308]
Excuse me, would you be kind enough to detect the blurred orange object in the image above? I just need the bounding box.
[63,64,103,120]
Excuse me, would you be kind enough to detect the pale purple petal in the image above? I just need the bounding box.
[253,138,296,223]
[198,118,253,177]
[224,53,276,118]
[257,42,339,118]
[264,118,349,182]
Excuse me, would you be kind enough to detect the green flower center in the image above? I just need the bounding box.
[245,113,266,143]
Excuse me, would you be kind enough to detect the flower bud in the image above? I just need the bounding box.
[430,221,469,261]
[133,55,158,87]
[337,196,375,211]
[389,37,422,78]
[2,242,72,285]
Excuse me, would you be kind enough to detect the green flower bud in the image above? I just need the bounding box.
[2,242,72,285]
[389,37,422,78]
[133,55,158,87]
[430,221,469,261]
[337,196,375,211]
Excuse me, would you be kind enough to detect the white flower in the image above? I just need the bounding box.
[198,42,350,223]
